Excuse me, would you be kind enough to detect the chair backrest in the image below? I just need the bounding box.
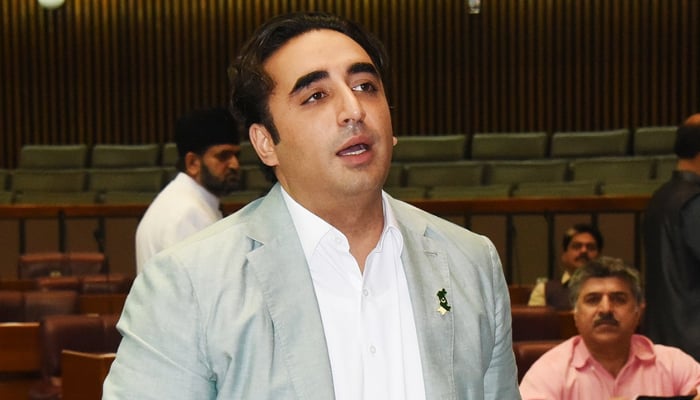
[510,305,560,341]
[80,274,132,294]
[513,340,562,382]
[90,144,160,168]
[513,181,599,197]
[550,129,630,158]
[10,169,95,204]
[23,291,79,322]
[0,168,8,190]
[633,126,677,155]
[88,167,164,192]
[18,252,107,279]
[571,156,655,184]
[655,155,677,181]
[508,284,534,305]
[384,163,404,188]
[471,132,548,160]
[35,276,82,292]
[485,160,568,185]
[61,350,115,400]
[404,161,484,188]
[0,290,25,322]
[19,145,88,169]
[161,142,178,166]
[240,165,273,192]
[11,169,87,192]
[18,252,67,279]
[37,314,116,379]
[0,322,42,399]
[238,141,260,165]
[428,184,512,199]
[393,135,467,162]
[78,293,128,315]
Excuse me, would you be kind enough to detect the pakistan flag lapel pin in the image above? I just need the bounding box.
[436,288,451,315]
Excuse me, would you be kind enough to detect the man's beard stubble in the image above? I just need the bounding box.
[201,163,240,197]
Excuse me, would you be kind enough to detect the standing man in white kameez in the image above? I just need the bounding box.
[135,107,241,273]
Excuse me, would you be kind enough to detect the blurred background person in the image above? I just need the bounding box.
[528,223,604,310]
[135,107,241,273]
[520,256,700,399]
[642,113,700,361]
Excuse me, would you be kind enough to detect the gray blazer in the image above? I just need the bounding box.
[103,185,520,399]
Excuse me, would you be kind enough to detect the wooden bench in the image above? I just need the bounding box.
[0,322,41,399]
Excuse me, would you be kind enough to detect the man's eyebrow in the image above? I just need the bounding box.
[289,70,329,95]
[348,62,379,77]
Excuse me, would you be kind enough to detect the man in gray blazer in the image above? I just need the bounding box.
[104,11,520,399]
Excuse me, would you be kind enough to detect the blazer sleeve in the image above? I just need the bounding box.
[483,239,522,400]
[103,253,216,400]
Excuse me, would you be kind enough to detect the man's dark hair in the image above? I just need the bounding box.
[562,223,604,251]
[674,124,700,159]
[228,11,389,182]
[174,107,240,172]
[568,256,644,308]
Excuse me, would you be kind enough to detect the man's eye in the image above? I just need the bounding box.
[303,92,326,104]
[353,82,376,92]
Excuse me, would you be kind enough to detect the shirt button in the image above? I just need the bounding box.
[363,288,369,297]
[369,345,376,354]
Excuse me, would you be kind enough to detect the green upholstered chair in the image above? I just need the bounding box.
[600,181,664,196]
[404,161,484,188]
[470,132,548,160]
[428,184,512,199]
[238,141,260,165]
[550,129,630,158]
[392,134,467,162]
[571,156,655,185]
[88,168,164,204]
[633,126,677,156]
[19,145,88,169]
[513,181,599,197]
[161,142,178,167]
[654,155,677,181]
[485,160,569,186]
[11,169,96,204]
[384,186,427,200]
[240,165,273,193]
[90,144,160,168]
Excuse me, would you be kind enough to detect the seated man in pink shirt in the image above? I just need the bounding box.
[519,256,700,400]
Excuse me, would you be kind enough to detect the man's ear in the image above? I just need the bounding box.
[249,123,279,167]
[184,152,201,177]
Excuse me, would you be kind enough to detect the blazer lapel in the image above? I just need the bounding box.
[245,186,335,400]
[394,200,456,399]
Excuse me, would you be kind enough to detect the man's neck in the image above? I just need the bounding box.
[677,156,700,176]
[585,340,631,378]
[288,187,386,273]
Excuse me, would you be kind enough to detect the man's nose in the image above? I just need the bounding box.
[228,156,240,170]
[598,296,612,312]
[337,88,366,125]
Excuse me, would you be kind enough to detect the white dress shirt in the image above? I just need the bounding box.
[282,189,426,400]
[135,172,222,273]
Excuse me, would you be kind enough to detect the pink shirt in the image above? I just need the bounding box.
[519,334,700,400]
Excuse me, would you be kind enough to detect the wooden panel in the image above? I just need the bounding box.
[61,350,116,400]
[0,322,41,372]
[1,0,700,167]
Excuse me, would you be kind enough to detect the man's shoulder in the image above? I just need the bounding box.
[388,196,488,244]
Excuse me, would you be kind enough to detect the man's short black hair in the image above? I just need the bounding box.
[562,223,604,251]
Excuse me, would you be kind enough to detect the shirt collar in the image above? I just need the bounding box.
[281,188,401,263]
[176,172,220,212]
[571,334,656,370]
